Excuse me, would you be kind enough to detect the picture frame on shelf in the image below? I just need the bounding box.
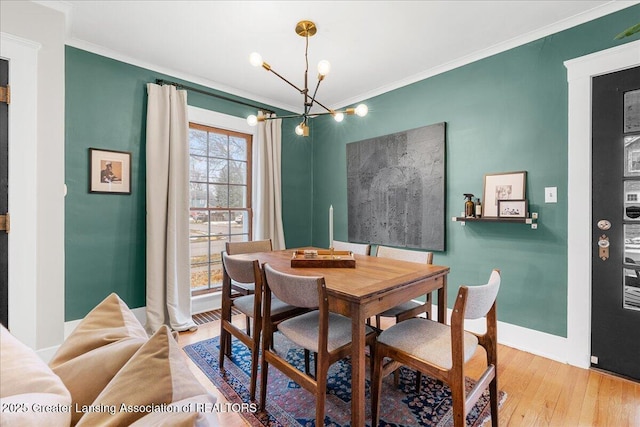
[89,148,132,194]
[482,171,527,217]
[498,199,528,218]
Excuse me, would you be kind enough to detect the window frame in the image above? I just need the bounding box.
[187,107,257,296]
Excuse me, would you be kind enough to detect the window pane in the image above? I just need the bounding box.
[624,136,640,177]
[231,211,249,235]
[209,133,228,158]
[209,184,229,208]
[229,185,247,208]
[624,224,640,263]
[190,155,207,182]
[208,157,228,184]
[229,136,247,161]
[189,129,207,156]
[189,183,207,208]
[229,160,247,185]
[625,180,640,220]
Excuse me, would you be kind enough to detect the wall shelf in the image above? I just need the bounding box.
[452,214,538,229]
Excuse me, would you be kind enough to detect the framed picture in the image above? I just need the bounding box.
[482,171,527,217]
[498,199,528,218]
[89,148,131,194]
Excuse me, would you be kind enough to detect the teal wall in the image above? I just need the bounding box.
[65,47,312,320]
[66,7,638,330]
[310,6,640,337]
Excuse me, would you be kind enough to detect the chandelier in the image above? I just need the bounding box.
[246,20,368,137]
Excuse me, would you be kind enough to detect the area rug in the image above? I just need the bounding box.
[183,334,505,426]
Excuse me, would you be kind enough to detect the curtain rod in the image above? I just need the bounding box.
[155,79,276,114]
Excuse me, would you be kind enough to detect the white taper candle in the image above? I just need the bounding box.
[329,205,334,248]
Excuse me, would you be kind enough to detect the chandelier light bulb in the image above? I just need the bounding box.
[355,104,368,117]
[295,124,304,136]
[333,112,344,122]
[249,52,263,67]
[247,115,258,126]
[317,60,331,76]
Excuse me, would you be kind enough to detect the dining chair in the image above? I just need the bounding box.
[259,263,377,426]
[332,240,371,255]
[225,239,273,335]
[374,245,434,328]
[371,269,501,427]
[218,252,306,402]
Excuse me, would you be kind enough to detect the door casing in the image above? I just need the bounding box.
[566,40,640,368]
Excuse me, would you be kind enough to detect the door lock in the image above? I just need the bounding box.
[598,235,610,261]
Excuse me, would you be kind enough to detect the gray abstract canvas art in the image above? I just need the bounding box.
[346,122,445,251]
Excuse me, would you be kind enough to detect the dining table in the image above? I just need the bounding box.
[232,247,450,427]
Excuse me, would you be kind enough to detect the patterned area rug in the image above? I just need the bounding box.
[184,334,505,426]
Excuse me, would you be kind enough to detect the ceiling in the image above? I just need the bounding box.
[44,1,635,114]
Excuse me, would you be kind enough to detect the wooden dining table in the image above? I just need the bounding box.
[232,248,450,427]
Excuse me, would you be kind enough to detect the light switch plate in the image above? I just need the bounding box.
[545,187,557,203]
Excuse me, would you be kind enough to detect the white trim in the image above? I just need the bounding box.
[565,40,640,368]
[319,1,640,109]
[192,292,222,316]
[55,1,638,111]
[1,32,41,349]
[67,37,300,114]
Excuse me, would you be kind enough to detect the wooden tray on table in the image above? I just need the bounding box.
[291,250,356,268]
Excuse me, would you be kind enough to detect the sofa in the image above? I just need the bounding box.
[0,293,219,426]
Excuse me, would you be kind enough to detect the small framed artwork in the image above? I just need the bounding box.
[498,199,528,218]
[482,171,527,217]
[89,148,131,194]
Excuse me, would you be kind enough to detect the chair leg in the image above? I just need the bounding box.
[450,375,466,427]
[315,355,328,427]
[371,345,383,427]
[415,370,422,393]
[489,377,499,427]
[218,328,227,369]
[304,349,311,376]
[375,314,381,329]
[245,316,251,336]
[259,357,269,412]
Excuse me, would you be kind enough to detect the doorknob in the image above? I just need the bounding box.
[598,234,610,261]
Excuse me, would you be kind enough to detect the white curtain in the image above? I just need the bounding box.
[144,83,197,333]
[254,114,286,249]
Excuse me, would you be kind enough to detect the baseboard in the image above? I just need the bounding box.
[48,300,570,366]
[434,305,569,365]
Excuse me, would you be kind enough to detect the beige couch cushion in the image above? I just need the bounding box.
[49,293,148,424]
[76,325,216,426]
[0,325,72,427]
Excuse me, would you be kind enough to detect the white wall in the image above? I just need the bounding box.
[0,1,66,350]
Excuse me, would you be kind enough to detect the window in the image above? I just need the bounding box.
[189,122,252,294]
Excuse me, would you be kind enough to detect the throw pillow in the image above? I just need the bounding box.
[49,293,148,425]
[0,325,72,427]
[76,325,215,426]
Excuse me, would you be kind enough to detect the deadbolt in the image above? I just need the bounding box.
[597,219,611,230]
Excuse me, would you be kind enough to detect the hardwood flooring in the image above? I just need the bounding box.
[178,315,640,426]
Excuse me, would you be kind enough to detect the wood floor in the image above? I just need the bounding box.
[178,315,640,426]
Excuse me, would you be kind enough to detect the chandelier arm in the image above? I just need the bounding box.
[306,79,323,115]
[266,68,306,94]
[309,98,333,114]
[260,113,305,121]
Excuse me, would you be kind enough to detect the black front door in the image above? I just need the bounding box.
[591,65,640,381]
[0,59,8,328]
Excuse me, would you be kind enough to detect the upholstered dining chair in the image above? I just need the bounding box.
[332,240,371,255]
[218,253,306,402]
[225,239,273,335]
[372,269,501,427]
[259,263,377,426]
[374,245,434,328]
